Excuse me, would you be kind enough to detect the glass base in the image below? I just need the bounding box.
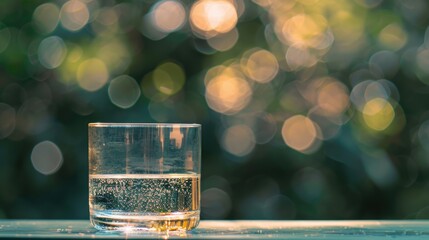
[90,210,200,232]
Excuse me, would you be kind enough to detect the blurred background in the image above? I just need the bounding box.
[1,0,429,220]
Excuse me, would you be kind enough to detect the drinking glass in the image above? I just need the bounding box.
[88,123,201,231]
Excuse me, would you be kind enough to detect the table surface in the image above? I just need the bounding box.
[1,220,429,239]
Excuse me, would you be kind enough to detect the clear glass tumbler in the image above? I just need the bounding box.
[88,123,201,231]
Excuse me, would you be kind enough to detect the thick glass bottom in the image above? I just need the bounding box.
[90,210,200,232]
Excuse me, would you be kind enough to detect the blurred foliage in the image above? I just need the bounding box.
[2,0,429,220]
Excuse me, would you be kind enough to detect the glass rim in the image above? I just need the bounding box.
[88,122,201,128]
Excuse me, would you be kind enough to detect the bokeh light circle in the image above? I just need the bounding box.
[378,23,408,51]
[350,80,395,111]
[60,0,90,32]
[221,124,255,157]
[205,73,252,115]
[31,141,63,175]
[316,81,349,116]
[282,115,320,153]
[151,0,186,33]
[362,98,395,131]
[77,58,109,92]
[281,14,332,49]
[108,75,141,109]
[33,3,60,34]
[285,46,318,70]
[38,36,67,69]
[190,0,238,37]
[242,49,279,83]
[153,62,186,95]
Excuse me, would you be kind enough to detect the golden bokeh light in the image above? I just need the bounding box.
[298,77,349,118]
[242,49,279,83]
[378,23,408,51]
[285,46,318,70]
[317,81,349,116]
[60,0,90,32]
[281,14,332,50]
[96,39,131,75]
[151,0,186,33]
[190,0,238,38]
[205,68,252,115]
[362,98,395,131]
[221,124,255,157]
[33,3,60,34]
[350,80,395,111]
[38,36,67,69]
[153,62,185,95]
[77,58,109,92]
[282,115,320,153]
[204,65,228,85]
